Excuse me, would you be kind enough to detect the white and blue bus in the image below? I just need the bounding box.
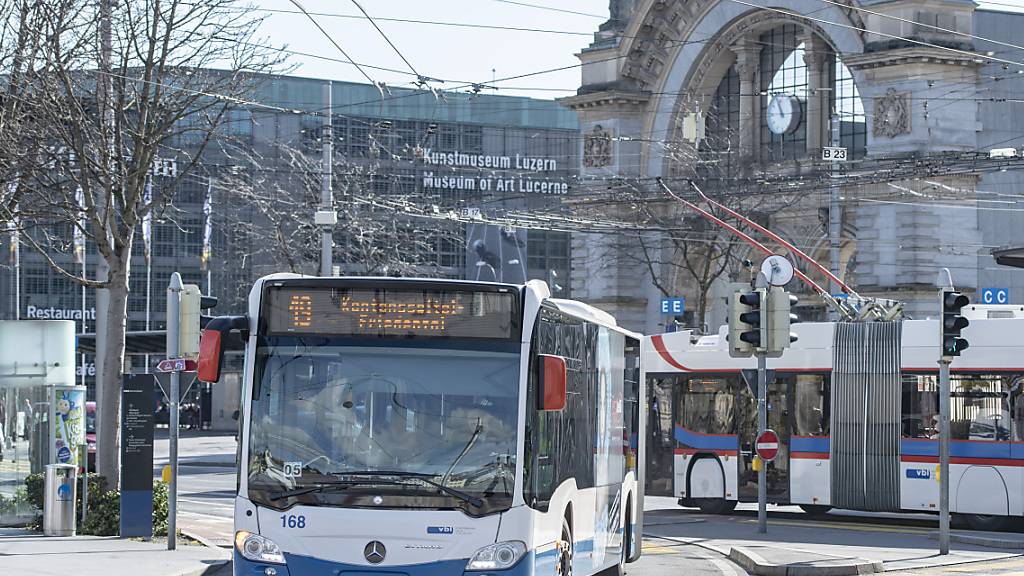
[198,275,644,576]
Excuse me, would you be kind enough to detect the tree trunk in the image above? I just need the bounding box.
[96,253,130,488]
[698,288,709,333]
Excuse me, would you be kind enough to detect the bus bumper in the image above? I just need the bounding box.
[233,550,537,576]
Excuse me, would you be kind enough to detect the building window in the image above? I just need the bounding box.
[831,55,867,159]
[759,25,808,163]
[699,65,741,179]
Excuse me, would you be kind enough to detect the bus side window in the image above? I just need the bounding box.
[793,374,829,436]
[901,374,938,439]
[952,374,1010,442]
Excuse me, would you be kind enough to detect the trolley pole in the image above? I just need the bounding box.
[166,273,183,551]
[757,351,768,534]
[938,356,951,555]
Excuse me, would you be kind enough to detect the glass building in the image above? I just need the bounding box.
[0,73,580,426]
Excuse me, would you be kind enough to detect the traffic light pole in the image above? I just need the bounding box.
[166,273,182,551]
[757,351,767,534]
[938,356,951,555]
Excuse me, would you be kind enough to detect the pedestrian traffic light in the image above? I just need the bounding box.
[940,289,969,357]
[729,285,764,358]
[766,288,799,357]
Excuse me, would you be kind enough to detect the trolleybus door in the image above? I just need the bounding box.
[737,375,791,502]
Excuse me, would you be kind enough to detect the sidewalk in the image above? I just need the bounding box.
[0,528,230,576]
[644,507,1024,574]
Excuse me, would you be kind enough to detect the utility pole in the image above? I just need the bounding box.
[166,273,182,551]
[319,81,335,277]
[756,349,767,534]
[828,113,841,321]
[938,355,951,554]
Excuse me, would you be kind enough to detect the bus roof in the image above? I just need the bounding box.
[644,317,1024,374]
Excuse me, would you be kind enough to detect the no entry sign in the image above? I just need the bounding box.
[756,429,779,462]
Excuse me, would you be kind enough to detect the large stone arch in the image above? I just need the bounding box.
[617,0,867,176]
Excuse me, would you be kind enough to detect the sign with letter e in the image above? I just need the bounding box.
[660,298,685,315]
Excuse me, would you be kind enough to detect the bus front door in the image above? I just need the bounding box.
[737,375,791,503]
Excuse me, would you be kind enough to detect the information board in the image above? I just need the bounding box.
[264,286,517,339]
[120,374,155,538]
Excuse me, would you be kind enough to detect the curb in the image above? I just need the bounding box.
[181,528,231,550]
[175,559,230,576]
[927,531,1024,550]
[728,546,882,576]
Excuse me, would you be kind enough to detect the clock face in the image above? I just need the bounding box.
[767,94,803,135]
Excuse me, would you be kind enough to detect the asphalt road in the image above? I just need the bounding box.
[158,433,1024,576]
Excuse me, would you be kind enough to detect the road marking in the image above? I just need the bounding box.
[643,535,744,576]
[738,518,931,534]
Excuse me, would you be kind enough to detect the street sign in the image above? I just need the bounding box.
[157,358,197,373]
[760,255,794,287]
[822,147,848,161]
[981,287,1009,305]
[756,429,779,462]
[660,297,685,315]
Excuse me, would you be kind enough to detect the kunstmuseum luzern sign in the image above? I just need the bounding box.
[420,149,570,195]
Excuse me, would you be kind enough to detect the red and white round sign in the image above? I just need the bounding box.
[756,429,779,462]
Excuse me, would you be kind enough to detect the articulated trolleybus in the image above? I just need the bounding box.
[645,313,1024,531]
[198,275,644,576]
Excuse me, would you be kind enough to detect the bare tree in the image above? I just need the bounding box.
[217,140,465,302]
[4,0,282,485]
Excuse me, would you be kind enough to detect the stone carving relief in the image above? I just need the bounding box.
[872,88,911,138]
[583,125,614,168]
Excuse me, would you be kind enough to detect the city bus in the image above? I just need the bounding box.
[644,314,1024,531]
[198,274,644,576]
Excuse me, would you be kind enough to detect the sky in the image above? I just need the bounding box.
[252,0,1024,101]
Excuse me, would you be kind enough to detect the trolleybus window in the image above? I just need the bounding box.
[791,374,830,436]
[677,376,735,435]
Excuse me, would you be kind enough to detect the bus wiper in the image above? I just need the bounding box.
[269,481,354,501]
[335,471,484,508]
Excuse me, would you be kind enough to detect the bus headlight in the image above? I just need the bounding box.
[466,541,527,571]
[235,531,286,564]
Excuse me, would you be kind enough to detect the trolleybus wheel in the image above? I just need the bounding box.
[798,504,832,517]
[697,498,737,515]
[965,513,1009,532]
[556,517,574,576]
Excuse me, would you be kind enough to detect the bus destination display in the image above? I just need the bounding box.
[266,286,516,339]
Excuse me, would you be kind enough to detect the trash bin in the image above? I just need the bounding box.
[44,463,77,536]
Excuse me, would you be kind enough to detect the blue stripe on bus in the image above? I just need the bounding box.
[791,436,829,453]
[673,425,738,451]
[900,439,1015,459]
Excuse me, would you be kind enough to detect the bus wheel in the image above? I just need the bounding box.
[556,517,574,576]
[799,505,832,517]
[617,500,632,574]
[965,513,1009,532]
[697,498,737,515]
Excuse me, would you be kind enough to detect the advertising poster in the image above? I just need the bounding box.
[52,387,86,466]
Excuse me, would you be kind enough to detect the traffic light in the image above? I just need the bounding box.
[179,284,202,359]
[766,288,799,357]
[940,289,969,357]
[729,284,764,358]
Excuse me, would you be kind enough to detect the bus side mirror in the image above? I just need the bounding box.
[197,315,247,383]
[537,354,567,411]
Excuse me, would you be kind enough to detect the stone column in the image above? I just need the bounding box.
[802,32,830,154]
[731,39,760,166]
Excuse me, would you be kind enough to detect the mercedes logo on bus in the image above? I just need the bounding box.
[364,541,387,564]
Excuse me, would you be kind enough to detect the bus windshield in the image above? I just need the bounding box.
[247,341,520,514]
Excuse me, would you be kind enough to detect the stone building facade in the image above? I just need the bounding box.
[563,0,1022,334]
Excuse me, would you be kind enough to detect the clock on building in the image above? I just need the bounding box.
[766,94,803,135]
